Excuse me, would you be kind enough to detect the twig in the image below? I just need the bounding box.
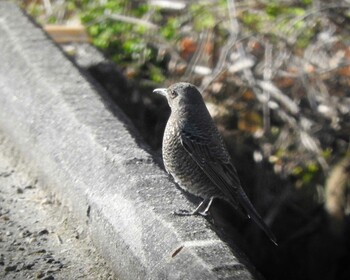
[200,0,239,91]
[107,13,159,29]
[262,42,272,134]
[183,31,210,80]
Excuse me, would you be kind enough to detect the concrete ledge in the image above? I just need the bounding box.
[0,2,255,279]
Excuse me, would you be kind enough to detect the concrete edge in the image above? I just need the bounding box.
[0,3,255,279]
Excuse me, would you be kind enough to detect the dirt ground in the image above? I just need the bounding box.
[0,150,117,280]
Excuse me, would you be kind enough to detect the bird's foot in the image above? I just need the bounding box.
[197,209,209,216]
[193,197,213,216]
[172,209,208,217]
[173,209,196,216]
[173,198,214,217]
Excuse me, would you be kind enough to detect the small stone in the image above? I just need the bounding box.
[41,198,53,205]
[29,249,46,255]
[38,229,49,236]
[35,271,45,279]
[5,264,17,272]
[27,237,37,244]
[0,171,13,177]
[17,188,24,194]
[36,249,47,254]
[46,258,54,264]
[25,262,35,270]
[1,215,9,221]
[20,230,32,238]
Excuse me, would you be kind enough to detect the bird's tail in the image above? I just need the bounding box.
[238,192,278,246]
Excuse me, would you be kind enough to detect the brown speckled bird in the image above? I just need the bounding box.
[154,82,277,245]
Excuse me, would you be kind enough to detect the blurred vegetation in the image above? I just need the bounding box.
[21,0,350,192]
[18,1,350,279]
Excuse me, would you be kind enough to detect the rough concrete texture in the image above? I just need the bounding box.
[0,139,116,280]
[0,2,255,279]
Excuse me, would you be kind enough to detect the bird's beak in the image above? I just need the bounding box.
[153,88,167,97]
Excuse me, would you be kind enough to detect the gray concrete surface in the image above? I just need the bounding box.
[0,2,255,279]
[0,139,116,280]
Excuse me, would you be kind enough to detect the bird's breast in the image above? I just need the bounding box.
[162,121,219,198]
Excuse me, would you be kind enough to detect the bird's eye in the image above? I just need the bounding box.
[169,90,178,99]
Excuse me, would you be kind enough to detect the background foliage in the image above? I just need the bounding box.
[23,0,350,195]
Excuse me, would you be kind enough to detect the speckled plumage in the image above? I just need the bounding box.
[154,82,277,245]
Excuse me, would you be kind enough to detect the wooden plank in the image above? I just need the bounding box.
[44,25,91,43]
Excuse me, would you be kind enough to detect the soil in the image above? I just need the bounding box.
[0,149,117,280]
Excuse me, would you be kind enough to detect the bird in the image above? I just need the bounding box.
[154,82,277,245]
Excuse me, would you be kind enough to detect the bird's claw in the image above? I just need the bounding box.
[197,210,208,216]
[173,209,193,216]
[172,209,208,217]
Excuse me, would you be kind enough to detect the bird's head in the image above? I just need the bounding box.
[153,82,205,112]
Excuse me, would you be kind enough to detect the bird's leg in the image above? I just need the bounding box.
[173,197,214,216]
[196,197,214,216]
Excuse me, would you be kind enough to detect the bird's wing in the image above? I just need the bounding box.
[180,125,277,245]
